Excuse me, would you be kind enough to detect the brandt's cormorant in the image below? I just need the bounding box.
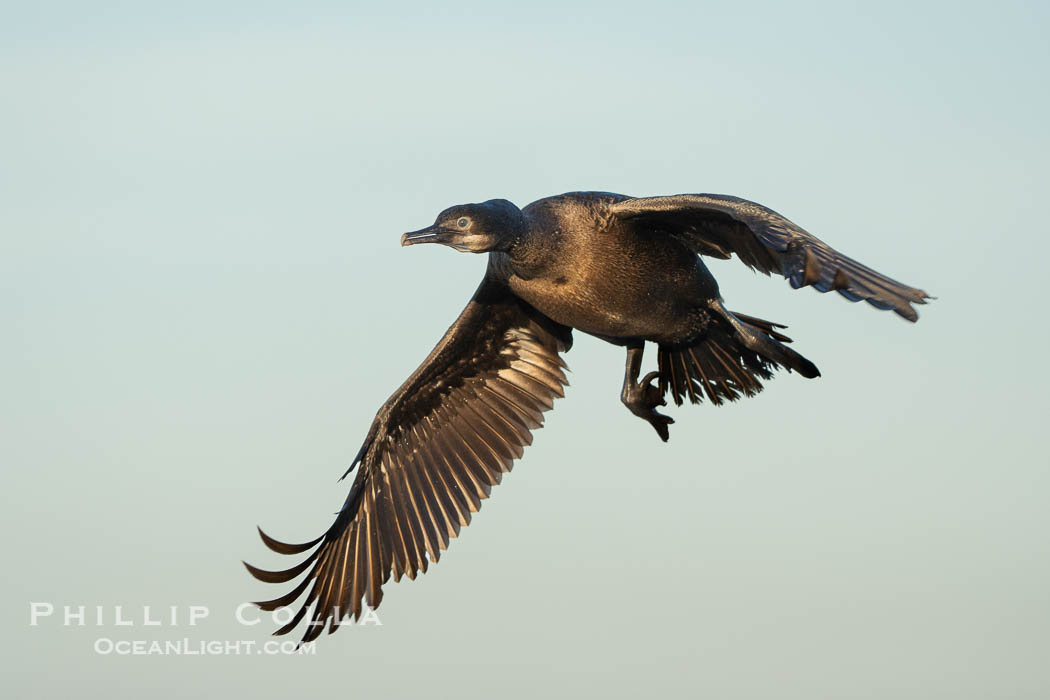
[246,191,930,641]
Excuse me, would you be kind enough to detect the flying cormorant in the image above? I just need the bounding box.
[246,191,930,641]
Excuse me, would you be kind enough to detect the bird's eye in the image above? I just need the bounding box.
[457,217,469,228]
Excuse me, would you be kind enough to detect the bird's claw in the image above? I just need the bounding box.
[639,371,666,407]
[624,371,673,441]
[646,411,674,442]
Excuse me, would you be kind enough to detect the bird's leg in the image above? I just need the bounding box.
[620,343,674,442]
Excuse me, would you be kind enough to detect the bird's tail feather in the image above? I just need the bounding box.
[657,311,819,406]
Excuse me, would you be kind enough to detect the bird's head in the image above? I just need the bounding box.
[401,199,525,253]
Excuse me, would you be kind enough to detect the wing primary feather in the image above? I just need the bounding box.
[460,402,519,464]
[486,379,545,427]
[473,391,532,450]
[257,527,323,555]
[389,457,431,575]
[364,501,384,610]
[398,455,443,562]
[498,368,555,410]
[477,388,535,440]
[384,458,426,578]
[243,554,318,584]
[434,430,490,506]
[425,445,471,529]
[403,453,451,553]
[273,600,311,637]
[378,469,414,581]
[253,573,313,611]
[417,440,466,533]
[350,517,367,621]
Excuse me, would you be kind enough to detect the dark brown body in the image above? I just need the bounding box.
[494,192,719,345]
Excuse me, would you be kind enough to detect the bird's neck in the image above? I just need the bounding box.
[505,228,558,278]
[484,234,548,281]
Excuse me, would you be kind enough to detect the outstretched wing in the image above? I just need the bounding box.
[610,194,931,321]
[245,277,572,642]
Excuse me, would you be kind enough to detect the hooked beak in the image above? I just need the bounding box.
[401,225,455,247]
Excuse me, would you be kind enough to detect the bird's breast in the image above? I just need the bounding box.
[507,230,706,341]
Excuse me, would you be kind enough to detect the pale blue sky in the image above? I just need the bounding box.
[3,2,1049,698]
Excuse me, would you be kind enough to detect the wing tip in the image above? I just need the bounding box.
[243,555,316,584]
[257,526,323,555]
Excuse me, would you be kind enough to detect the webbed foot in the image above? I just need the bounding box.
[621,371,674,442]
